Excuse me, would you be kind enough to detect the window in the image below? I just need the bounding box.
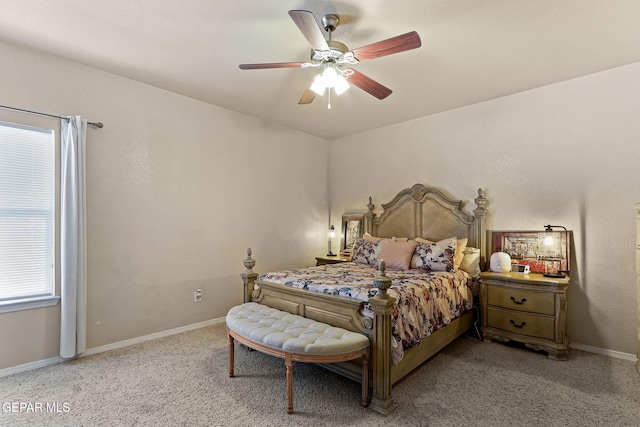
[0,121,55,305]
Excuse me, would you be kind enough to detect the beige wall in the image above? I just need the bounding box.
[2,39,638,372]
[0,41,329,370]
[329,61,640,356]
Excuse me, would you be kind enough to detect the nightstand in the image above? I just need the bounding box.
[479,271,570,360]
[315,255,351,266]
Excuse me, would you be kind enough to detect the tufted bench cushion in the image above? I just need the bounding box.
[226,302,370,414]
[226,302,370,355]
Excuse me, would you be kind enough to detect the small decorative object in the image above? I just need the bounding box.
[490,252,512,273]
[511,264,531,274]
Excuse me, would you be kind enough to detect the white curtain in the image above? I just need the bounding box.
[60,116,87,359]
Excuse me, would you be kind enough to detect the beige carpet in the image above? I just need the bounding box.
[1,322,639,427]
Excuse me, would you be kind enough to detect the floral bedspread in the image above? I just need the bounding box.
[258,262,477,362]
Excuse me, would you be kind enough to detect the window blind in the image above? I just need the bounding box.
[0,121,54,301]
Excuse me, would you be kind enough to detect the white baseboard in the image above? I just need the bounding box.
[81,317,225,357]
[0,356,64,378]
[0,317,225,378]
[3,319,635,378]
[570,342,638,363]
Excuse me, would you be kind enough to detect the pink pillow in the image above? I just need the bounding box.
[376,240,419,270]
[364,233,407,242]
[364,232,386,242]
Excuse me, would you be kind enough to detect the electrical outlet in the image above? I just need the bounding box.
[194,289,202,303]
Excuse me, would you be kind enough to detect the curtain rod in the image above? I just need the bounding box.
[0,104,103,128]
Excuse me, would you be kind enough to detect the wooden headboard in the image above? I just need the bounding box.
[364,183,489,268]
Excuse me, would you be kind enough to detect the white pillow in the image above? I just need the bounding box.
[459,247,481,277]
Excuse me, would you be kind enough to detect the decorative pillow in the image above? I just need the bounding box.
[459,247,481,276]
[351,238,385,266]
[376,240,418,270]
[364,233,405,242]
[411,237,457,272]
[453,238,468,269]
[363,232,386,242]
[416,237,468,270]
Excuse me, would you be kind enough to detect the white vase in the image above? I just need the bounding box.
[490,252,512,273]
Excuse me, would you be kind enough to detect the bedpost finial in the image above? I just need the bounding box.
[243,248,255,271]
[379,259,386,275]
[367,196,374,213]
[373,259,392,295]
[474,188,488,216]
[241,248,258,303]
[365,197,375,235]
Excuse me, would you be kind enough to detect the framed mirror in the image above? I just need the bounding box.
[341,214,364,255]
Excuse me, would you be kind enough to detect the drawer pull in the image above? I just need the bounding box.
[510,296,527,305]
[510,319,527,328]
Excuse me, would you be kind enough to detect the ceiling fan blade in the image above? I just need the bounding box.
[351,31,421,61]
[347,70,392,100]
[288,10,330,51]
[298,88,317,105]
[239,62,307,70]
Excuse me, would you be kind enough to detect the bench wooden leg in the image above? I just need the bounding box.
[228,332,235,378]
[361,350,369,407]
[285,353,294,414]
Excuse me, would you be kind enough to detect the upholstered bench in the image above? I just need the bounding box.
[226,302,370,414]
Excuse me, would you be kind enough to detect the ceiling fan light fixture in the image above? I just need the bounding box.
[333,73,349,95]
[310,65,350,96]
[322,66,339,81]
[310,74,326,96]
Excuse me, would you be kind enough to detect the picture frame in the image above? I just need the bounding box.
[341,214,364,255]
[488,230,571,275]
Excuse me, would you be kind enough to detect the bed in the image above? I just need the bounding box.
[240,183,489,414]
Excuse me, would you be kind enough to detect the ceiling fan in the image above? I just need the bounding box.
[239,10,421,107]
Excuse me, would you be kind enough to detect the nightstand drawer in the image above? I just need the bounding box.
[486,307,555,340]
[487,286,555,315]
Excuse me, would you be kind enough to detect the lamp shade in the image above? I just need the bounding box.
[327,225,336,256]
[542,225,569,277]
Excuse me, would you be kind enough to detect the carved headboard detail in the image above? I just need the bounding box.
[364,183,489,268]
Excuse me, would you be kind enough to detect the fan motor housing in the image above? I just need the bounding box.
[311,40,349,61]
[322,14,339,31]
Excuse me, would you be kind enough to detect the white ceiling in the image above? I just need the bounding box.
[1,0,640,140]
